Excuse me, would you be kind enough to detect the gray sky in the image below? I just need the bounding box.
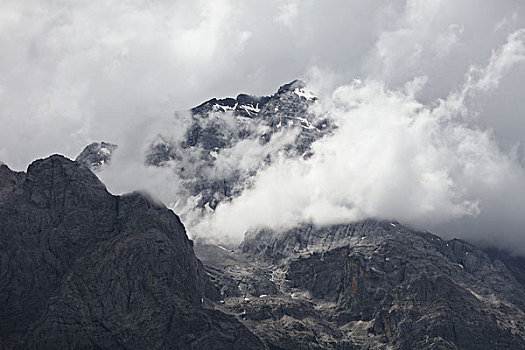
[2,0,524,169]
[2,0,525,252]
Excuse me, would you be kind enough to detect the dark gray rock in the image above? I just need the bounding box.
[195,242,280,299]
[145,80,331,213]
[75,141,117,171]
[0,155,263,349]
[220,296,359,350]
[484,247,525,289]
[232,221,525,349]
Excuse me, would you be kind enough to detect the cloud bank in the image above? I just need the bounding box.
[194,30,525,253]
[1,0,525,252]
[2,0,524,168]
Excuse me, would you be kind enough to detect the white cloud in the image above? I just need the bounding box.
[274,0,300,28]
[192,32,525,253]
[433,24,464,57]
[369,0,465,81]
[471,29,525,92]
[2,0,525,252]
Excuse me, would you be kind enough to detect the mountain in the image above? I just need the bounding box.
[0,155,262,349]
[147,79,322,167]
[76,80,331,221]
[196,220,525,349]
[75,141,117,171]
[66,80,525,348]
[146,79,332,214]
[3,155,524,349]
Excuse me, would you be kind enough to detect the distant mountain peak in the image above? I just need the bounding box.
[75,141,117,171]
[276,79,306,94]
[144,79,329,213]
[77,80,328,217]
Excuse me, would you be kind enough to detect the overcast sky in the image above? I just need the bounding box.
[2,0,525,252]
[1,0,524,169]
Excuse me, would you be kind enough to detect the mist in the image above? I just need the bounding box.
[195,30,525,254]
[1,0,525,253]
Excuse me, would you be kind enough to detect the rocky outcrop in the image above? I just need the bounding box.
[0,155,263,349]
[75,141,117,171]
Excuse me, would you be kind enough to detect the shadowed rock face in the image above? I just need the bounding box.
[0,155,263,349]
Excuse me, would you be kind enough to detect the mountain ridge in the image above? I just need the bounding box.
[60,78,525,348]
[2,153,525,348]
[0,155,263,349]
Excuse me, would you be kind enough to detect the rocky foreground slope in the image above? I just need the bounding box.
[0,155,262,349]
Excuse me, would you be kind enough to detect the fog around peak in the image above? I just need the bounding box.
[2,0,525,252]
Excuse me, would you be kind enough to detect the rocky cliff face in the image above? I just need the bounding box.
[145,80,331,213]
[0,155,262,349]
[147,80,323,166]
[192,220,525,349]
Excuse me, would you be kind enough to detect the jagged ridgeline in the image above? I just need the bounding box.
[225,222,525,348]
[2,155,525,349]
[0,156,262,349]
